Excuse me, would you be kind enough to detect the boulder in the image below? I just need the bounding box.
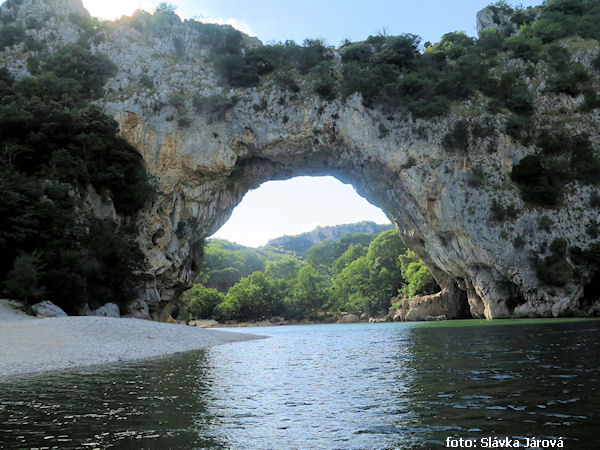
[393,309,406,322]
[405,290,464,321]
[339,313,360,323]
[0,299,37,322]
[91,303,120,318]
[31,301,67,318]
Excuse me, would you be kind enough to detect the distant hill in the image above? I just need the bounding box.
[264,221,392,257]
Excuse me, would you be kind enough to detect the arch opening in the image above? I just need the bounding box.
[170,173,472,324]
[211,176,389,247]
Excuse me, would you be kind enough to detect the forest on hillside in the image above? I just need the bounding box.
[177,228,439,323]
[0,35,154,313]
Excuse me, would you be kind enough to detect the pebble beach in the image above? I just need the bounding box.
[0,300,264,379]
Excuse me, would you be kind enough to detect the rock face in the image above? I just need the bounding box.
[31,301,68,318]
[476,5,519,36]
[3,0,600,320]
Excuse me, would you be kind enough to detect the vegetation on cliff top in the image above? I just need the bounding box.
[205,0,599,116]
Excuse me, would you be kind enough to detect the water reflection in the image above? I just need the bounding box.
[1,321,599,449]
[400,322,600,448]
[0,351,225,448]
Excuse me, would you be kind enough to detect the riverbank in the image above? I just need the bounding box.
[0,301,264,380]
[197,318,333,328]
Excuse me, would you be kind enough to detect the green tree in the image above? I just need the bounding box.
[4,252,45,309]
[42,43,117,99]
[288,265,328,317]
[154,2,178,15]
[328,256,371,314]
[178,285,224,320]
[331,244,367,276]
[364,229,406,314]
[214,272,284,321]
[266,255,303,280]
[398,249,438,297]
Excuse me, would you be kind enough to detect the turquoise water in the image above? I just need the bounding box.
[1,320,599,448]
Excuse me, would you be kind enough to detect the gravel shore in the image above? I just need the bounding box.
[0,303,264,380]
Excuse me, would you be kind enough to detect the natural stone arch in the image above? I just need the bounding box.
[84,3,592,322]
[116,91,526,321]
[1,1,597,321]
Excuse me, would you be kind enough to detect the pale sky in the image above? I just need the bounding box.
[80,0,543,46]
[9,0,545,246]
[215,177,389,247]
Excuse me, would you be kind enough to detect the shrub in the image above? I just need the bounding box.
[275,72,300,92]
[467,166,485,187]
[476,29,504,57]
[341,43,372,63]
[297,38,330,74]
[505,114,533,144]
[314,77,337,100]
[173,36,185,57]
[538,215,554,232]
[214,53,259,87]
[546,64,590,96]
[471,116,496,139]
[26,56,40,75]
[534,238,574,287]
[0,24,26,48]
[398,249,438,298]
[192,93,238,121]
[503,34,543,60]
[513,235,526,248]
[177,116,192,128]
[593,53,600,71]
[442,120,469,152]
[197,23,243,55]
[511,154,563,206]
[544,43,571,70]
[68,13,93,32]
[154,2,178,16]
[587,221,599,238]
[24,36,44,52]
[590,191,600,208]
[581,89,600,111]
[490,198,517,222]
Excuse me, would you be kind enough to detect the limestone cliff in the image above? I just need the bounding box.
[2,0,600,320]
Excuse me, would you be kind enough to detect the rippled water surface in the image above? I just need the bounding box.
[1,319,599,449]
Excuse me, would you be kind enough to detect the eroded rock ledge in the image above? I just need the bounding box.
[2,0,600,320]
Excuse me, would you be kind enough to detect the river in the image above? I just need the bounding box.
[1,319,599,449]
